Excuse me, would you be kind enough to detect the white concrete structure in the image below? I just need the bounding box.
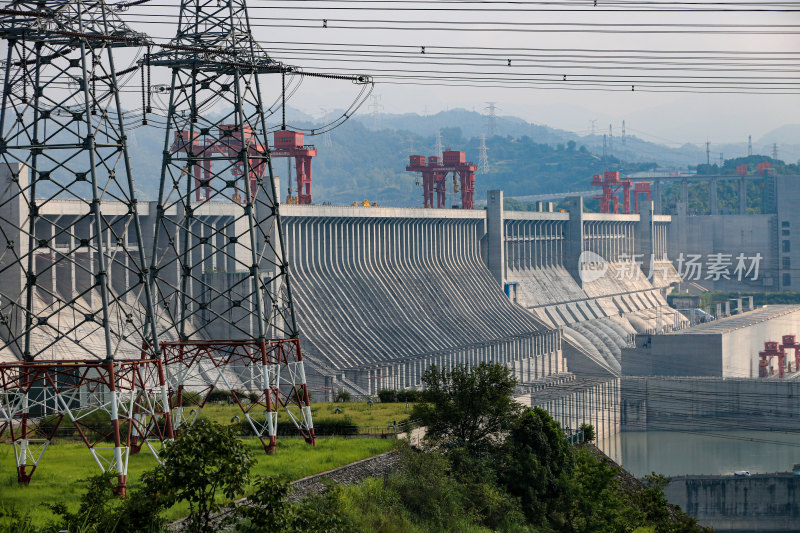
[622,305,800,378]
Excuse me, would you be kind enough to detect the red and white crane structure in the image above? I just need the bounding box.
[406,150,478,209]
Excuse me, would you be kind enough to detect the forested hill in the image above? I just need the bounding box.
[124,116,656,207]
[302,120,660,207]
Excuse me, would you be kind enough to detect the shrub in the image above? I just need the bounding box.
[207,389,235,403]
[396,389,419,402]
[234,476,349,532]
[377,389,397,403]
[334,389,351,403]
[239,415,358,437]
[580,423,596,443]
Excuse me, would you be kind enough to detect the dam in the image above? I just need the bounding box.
[0,163,686,443]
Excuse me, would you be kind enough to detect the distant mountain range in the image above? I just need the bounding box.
[109,107,800,207]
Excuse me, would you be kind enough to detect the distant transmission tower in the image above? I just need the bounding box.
[148,0,316,454]
[773,143,779,160]
[608,124,613,154]
[591,120,597,136]
[485,102,498,136]
[319,107,333,147]
[603,134,608,159]
[479,134,490,173]
[369,94,383,130]
[720,153,724,166]
[435,130,444,157]
[622,120,626,145]
[706,141,711,165]
[748,135,753,156]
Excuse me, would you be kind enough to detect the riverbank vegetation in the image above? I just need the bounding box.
[1,364,708,532]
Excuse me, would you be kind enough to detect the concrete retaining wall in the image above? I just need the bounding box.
[517,376,621,443]
[664,474,800,531]
[622,376,800,432]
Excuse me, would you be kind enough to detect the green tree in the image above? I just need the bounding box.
[579,423,595,443]
[235,476,348,533]
[411,363,522,453]
[157,418,254,532]
[564,447,639,533]
[500,407,574,527]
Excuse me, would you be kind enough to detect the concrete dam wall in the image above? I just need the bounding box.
[622,375,800,432]
[489,194,686,378]
[282,205,564,394]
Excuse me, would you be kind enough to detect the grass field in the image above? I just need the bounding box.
[0,401,410,528]
[200,400,414,429]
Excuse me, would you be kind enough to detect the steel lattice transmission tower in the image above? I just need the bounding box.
[479,134,489,174]
[148,0,315,452]
[0,1,171,492]
[484,102,498,136]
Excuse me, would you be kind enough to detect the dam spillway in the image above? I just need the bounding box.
[282,205,564,394]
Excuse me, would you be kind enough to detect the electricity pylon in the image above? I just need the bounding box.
[147,0,315,453]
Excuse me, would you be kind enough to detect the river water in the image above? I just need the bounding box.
[598,430,800,478]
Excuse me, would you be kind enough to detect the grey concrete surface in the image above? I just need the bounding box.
[664,474,800,532]
[622,305,800,377]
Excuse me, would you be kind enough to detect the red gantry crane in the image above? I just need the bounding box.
[759,341,786,378]
[171,127,317,204]
[591,171,631,214]
[271,130,317,205]
[406,150,477,209]
[780,335,800,373]
[590,171,652,214]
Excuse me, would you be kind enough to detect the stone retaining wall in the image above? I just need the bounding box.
[288,450,402,501]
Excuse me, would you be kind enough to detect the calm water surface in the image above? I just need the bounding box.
[598,430,800,478]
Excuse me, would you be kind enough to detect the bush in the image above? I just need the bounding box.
[234,476,349,532]
[377,389,419,403]
[207,389,235,403]
[334,389,351,403]
[239,415,358,437]
[377,389,397,403]
[580,423,595,443]
[396,389,419,402]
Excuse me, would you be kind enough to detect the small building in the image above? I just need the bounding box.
[622,305,800,378]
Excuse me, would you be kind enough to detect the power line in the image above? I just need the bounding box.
[246,41,800,57]
[128,1,800,12]
[119,16,800,34]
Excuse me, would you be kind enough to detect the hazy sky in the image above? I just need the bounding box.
[117,1,800,145]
